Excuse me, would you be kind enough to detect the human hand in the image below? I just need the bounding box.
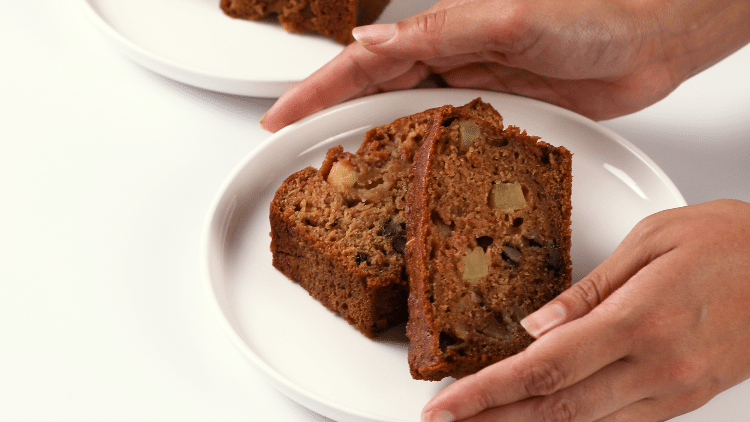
[260,0,750,132]
[421,199,750,422]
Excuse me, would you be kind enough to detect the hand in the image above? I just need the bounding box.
[260,0,750,132]
[421,199,750,422]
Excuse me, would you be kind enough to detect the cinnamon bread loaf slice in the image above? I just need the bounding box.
[405,104,572,380]
[269,99,503,338]
[220,0,390,44]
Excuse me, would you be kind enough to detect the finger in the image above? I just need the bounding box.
[260,43,417,132]
[422,308,634,422]
[520,214,673,338]
[435,61,633,121]
[368,61,431,92]
[594,397,693,422]
[437,62,563,100]
[457,359,648,422]
[353,1,524,59]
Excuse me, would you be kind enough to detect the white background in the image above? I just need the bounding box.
[2,1,749,421]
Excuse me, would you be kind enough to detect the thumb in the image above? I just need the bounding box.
[352,2,503,59]
[520,217,671,338]
[520,273,618,339]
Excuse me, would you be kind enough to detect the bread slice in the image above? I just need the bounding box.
[269,99,503,338]
[220,0,390,44]
[269,106,434,338]
[405,104,573,380]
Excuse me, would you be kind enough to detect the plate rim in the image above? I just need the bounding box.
[200,88,687,422]
[78,0,298,97]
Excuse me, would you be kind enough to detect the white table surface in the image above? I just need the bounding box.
[2,1,748,421]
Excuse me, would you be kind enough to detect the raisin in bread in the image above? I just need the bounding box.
[269,99,503,338]
[220,0,390,44]
[405,104,573,380]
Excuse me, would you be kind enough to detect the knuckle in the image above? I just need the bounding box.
[311,84,330,108]
[517,357,569,396]
[344,51,377,88]
[664,356,706,391]
[470,389,500,413]
[566,274,607,313]
[537,396,578,422]
[414,10,447,36]
[459,373,503,412]
[630,211,669,244]
[656,384,716,420]
[485,3,535,52]
[411,11,448,55]
[678,384,715,413]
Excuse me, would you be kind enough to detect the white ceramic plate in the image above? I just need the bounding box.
[79,0,436,97]
[201,89,687,422]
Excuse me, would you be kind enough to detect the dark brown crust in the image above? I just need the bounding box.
[404,109,446,377]
[405,104,573,380]
[220,0,390,44]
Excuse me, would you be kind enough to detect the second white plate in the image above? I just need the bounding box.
[202,89,687,422]
[80,0,437,97]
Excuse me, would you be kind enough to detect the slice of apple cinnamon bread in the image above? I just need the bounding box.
[405,104,572,380]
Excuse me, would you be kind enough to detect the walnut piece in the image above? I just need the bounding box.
[435,219,453,237]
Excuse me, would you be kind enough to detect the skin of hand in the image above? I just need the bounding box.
[260,0,750,132]
[420,199,750,422]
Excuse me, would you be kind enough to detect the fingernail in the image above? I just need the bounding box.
[422,410,455,422]
[352,23,396,46]
[259,114,271,132]
[521,302,567,338]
